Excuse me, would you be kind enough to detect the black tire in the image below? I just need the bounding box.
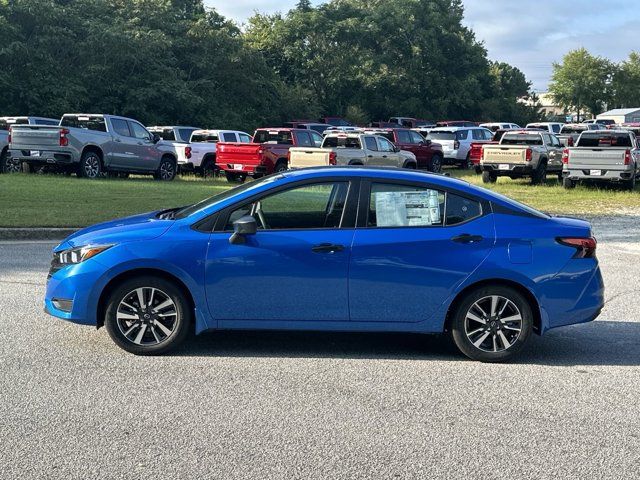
[78,150,102,179]
[557,172,563,182]
[404,161,417,169]
[0,149,7,173]
[625,170,636,191]
[450,285,533,362]
[460,153,472,169]
[563,177,576,189]
[201,158,217,179]
[154,156,176,181]
[531,161,547,185]
[273,160,287,173]
[225,171,240,183]
[3,153,23,174]
[104,276,192,355]
[430,154,443,173]
[482,170,497,183]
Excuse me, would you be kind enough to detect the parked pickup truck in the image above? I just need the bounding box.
[481,130,564,184]
[362,128,443,172]
[175,129,252,177]
[147,125,199,143]
[216,128,323,182]
[288,132,417,169]
[9,114,179,180]
[562,130,640,190]
[468,129,511,173]
[557,123,601,147]
[0,130,9,173]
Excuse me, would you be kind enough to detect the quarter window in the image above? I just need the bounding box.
[226,182,349,231]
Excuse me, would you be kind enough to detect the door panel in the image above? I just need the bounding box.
[349,215,494,325]
[205,230,354,321]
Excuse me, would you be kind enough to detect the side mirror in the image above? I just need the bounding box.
[229,215,257,244]
[152,134,161,143]
[393,145,400,153]
[421,139,432,146]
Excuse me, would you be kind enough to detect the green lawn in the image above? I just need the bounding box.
[0,170,638,227]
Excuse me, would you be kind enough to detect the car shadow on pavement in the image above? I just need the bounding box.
[171,320,640,366]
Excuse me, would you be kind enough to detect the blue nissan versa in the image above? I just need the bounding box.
[45,167,604,362]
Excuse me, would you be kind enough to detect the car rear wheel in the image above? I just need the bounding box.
[225,171,247,183]
[430,154,442,173]
[563,177,576,189]
[482,171,497,183]
[460,153,472,169]
[154,157,176,181]
[78,151,102,179]
[3,155,23,174]
[531,161,547,185]
[201,159,217,179]
[274,160,288,173]
[625,172,636,191]
[104,276,191,355]
[450,286,533,362]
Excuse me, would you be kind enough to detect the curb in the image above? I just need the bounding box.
[0,228,78,241]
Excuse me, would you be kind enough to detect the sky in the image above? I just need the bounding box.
[206,0,640,92]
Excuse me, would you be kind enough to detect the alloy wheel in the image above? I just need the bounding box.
[5,157,23,173]
[84,156,100,178]
[160,160,174,180]
[116,287,179,346]
[431,156,442,173]
[464,295,523,352]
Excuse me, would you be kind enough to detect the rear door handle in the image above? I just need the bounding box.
[451,234,483,244]
[312,243,344,253]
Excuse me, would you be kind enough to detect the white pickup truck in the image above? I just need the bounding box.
[562,130,640,190]
[175,129,252,177]
[288,133,417,169]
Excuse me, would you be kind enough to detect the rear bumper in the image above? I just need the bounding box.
[563,168,634,182]
[218,163,268,176]
[482,163,533,176]
[11,149,76,165]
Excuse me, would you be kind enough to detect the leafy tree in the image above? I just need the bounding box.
[548,48,613,119]
[612,52,640,108]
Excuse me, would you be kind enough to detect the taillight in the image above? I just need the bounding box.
[562,148,569,164]
[258,148,264,155]
[185,146,192,159]
[454,140,460,150]
[329,151,337,165]
[567,136,574,147]
[624,149,631,165]
[525,148,532,162]
[7,126,11,144]
[59,128,69,147]
[557,237,597,259]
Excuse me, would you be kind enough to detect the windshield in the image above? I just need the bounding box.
[174,175,283,219]
[501,134,543,145]
[578,133,633,147]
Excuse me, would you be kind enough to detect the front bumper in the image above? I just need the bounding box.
[220,164,268,176]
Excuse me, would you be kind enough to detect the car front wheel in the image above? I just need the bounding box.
[450,286,533,362]
[104,276,191,355]
[430,154,442,173]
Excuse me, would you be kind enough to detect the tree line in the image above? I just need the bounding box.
[549,48,640,119]
[0,0,541,131]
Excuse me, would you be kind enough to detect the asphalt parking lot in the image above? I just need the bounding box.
[1,215,639,479]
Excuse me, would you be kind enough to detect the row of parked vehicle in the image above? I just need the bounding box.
[1,114,637,190]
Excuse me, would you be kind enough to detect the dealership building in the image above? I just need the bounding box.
[596,108,640,124]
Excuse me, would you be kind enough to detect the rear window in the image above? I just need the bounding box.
[577,133,633,147]
[253,130,293,145]
[428,131,455,141]
[322,136,362,149]
[560,125,586,134]
[501,134,543,146]
[60,115,107,132]
[0,118,28,130]
[151,129,176,141]
[191,133,219,143]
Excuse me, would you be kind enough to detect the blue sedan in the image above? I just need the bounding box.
[45,167,604,361]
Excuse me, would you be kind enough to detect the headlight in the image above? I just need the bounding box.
[57,244,113,265]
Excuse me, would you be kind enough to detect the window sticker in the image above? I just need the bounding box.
[374,190,441,226]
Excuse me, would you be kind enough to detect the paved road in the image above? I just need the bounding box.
[0,216,639,479]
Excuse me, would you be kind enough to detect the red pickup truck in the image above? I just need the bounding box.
[216,128,322,182]
[363,128,444,172]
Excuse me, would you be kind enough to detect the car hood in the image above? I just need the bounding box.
[56,211,174,251]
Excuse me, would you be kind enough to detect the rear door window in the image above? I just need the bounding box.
[363,136,377,151]
[222,132,237,142]
[191,132,219,142]
[396,130,412,143]
[295,131,313,147]
[111,119,131,137]
[457,130,469,141]
[178,128,196,142]
[472,129,484,140]
[551,124,561,133]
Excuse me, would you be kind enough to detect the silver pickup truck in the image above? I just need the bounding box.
[562,130,640,190]
[481,130,564,184]
[0,130,9,173]
[9,114,178,180]
[288,133,417,169]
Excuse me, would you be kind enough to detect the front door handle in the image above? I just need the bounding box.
[451,234,483,244]
[312,243,344,253]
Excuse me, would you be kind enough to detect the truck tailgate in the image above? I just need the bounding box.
[289,147,331,167]
[10,126,62,148]
[568,148,627,168]
[482,146,527,164]
[216,142,262,166]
